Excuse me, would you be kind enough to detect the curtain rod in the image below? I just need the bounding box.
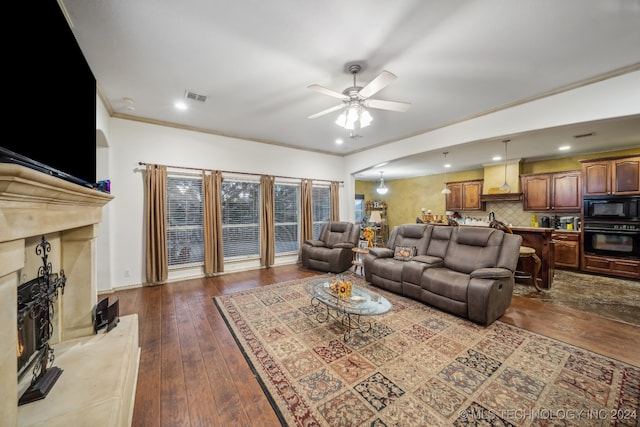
[137,162,343,184]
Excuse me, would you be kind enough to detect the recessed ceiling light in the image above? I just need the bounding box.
[335,138,344,145]
[559,145,571,151]
[492,156,502,161]
[174,101,188,111]
[444,163,451,168]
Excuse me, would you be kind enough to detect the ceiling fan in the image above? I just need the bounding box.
[307,64,410,130]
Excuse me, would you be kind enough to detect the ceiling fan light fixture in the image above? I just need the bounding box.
[335,104,372,130]
[376,171,388,195]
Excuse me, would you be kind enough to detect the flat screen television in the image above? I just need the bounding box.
[2,0,97,187]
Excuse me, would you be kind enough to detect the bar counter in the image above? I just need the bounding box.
[510,226,555,289]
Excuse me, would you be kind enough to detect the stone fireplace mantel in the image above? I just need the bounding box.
[1,163,113,425]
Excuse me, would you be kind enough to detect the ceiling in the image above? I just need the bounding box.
[61,0,640,181]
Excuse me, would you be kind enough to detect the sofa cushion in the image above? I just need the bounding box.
[443,228,504,274]
[386,224,433,255]
[321,222,353,248]
[426,226,454,258]
[394,245,416,261]
[369,258,404,283]
[422,268,469,302]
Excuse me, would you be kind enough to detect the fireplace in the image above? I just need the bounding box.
[16,236,67,405]
[1,163,113,425]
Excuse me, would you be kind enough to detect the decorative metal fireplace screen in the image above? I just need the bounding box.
[16,236,66,405]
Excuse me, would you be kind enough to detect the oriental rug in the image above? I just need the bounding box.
[214,274,639,427]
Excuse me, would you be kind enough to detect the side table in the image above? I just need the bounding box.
[351,247,369,275]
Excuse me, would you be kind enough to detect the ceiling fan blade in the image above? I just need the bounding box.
[307,104,346,119]
[358,70,397,99]
[307,84,348,100]
[364,99,411,112]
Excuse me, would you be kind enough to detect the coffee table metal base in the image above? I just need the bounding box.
[311,297,372,342]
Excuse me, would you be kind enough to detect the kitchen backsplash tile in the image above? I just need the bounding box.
[483,201,579,228]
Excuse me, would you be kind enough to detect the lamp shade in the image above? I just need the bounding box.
[369,210,382,223]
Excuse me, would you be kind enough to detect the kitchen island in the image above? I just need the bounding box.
[510,226,555,290]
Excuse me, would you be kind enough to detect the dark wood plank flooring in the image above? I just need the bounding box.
[104,264,640,427]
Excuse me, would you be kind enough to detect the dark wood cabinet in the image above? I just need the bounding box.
[583,255,640,279]
[582,156,640,196]
[552,231,580,269]
[521,171,581,211]
[445,180,485,211]
[521,174,550,210]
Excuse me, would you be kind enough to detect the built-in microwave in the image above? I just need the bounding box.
[583,196,640,221]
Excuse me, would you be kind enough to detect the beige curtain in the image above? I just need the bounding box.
[330,181,339,221]
[260,175,275,267]
[145,164,168,284]
[203,171,224,275]
[300,179,314,250]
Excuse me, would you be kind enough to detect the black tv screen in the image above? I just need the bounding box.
[4,0,96,186]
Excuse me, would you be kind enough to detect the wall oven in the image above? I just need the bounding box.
[583,221,640,260]
[583,196,640,221]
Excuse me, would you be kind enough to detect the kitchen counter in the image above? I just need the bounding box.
[510,227,554,289]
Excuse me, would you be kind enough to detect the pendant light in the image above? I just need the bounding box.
[376,171,388,195]
[441,152,451,194]
[499,140,511,192]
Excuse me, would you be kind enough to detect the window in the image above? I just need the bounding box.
[166,176,204,266]
[274,183,300,254]
[222,179,260,259]
[355,194,364,223]
[312,185,331,239]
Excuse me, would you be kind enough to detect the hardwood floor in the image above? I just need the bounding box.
[104,264,640,427]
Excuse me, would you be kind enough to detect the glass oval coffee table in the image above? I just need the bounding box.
[305,277,392,342]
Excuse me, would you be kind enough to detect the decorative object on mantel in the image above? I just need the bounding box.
[17,236,66,405]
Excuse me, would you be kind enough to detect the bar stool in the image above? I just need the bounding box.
[489,220,543,292]
[516,246,542,292]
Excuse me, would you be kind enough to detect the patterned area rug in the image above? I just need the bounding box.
[513,270,640,326]
[214,274,639,426]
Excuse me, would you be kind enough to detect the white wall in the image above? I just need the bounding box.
[104,119,349,290]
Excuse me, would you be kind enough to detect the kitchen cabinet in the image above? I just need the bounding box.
[445,180,485,211]
[521,171,581,211]
[552,231,580,269]
[581,156,640,196]
[582,255,639,279]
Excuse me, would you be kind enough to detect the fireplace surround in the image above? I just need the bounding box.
[0,163,115,425]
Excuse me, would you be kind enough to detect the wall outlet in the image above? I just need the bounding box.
[124,269,130,277]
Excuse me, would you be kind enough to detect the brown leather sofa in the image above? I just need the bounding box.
[301,221,361,273]
[363,224,522,325]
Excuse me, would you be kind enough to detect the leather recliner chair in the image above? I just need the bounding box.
[301,222,361,273]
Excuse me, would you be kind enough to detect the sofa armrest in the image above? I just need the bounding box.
[412,255,444,267]
[368,247,394,258]
[333,242,354,249]
[470,267,513,279]
[303,239,326,247]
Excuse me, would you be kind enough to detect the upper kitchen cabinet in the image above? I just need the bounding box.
[445,180,485,211]
[582,156,640,196]
[521,171,581,211]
